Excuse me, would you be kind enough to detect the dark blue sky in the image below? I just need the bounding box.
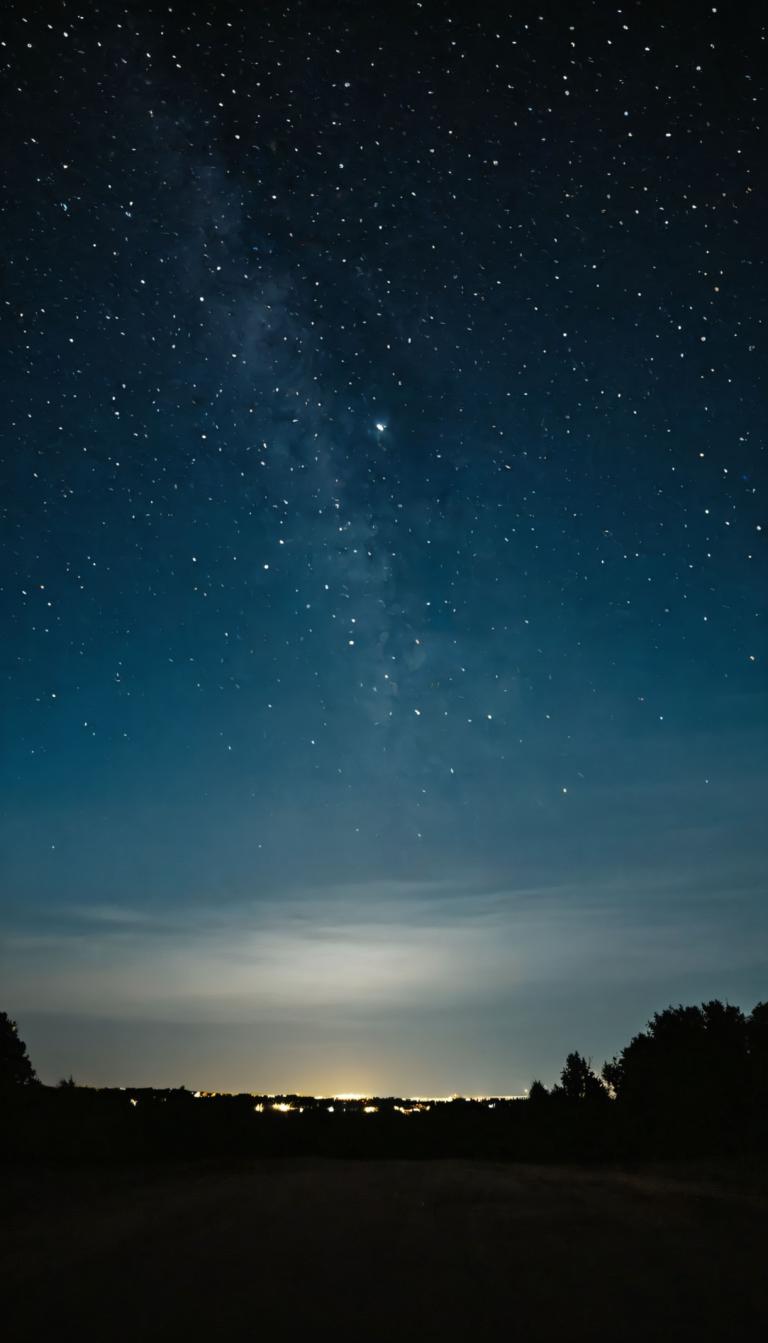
[2,1,766,1094]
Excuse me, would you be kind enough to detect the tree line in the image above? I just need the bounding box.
[2,1000,767,1162]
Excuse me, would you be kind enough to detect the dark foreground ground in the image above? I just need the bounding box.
[3,1159,768,1341]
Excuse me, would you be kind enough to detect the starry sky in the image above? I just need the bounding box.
[2,1,766,1096]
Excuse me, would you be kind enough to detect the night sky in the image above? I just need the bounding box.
[2,1,766,1096]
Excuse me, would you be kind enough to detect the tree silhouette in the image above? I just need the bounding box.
[747,1001,768,1103]
[554,1051,606,1103]
[0,1011,38,1089]
[528,1079,549,1103]
[602,1001,747,1113]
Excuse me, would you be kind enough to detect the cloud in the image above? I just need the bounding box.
[3,869,766,1031]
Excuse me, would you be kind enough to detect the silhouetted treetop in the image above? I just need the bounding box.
[0,1011,38,1090]
[602,1000,750,1111]
[553,1051,606,1103]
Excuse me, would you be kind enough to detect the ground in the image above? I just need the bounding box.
[3,1160,767,1340]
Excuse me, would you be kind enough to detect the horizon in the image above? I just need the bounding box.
[43,1085,530,1102]
[14,987,766,1098]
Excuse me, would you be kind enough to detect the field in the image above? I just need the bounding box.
[3,1159,767,1340]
